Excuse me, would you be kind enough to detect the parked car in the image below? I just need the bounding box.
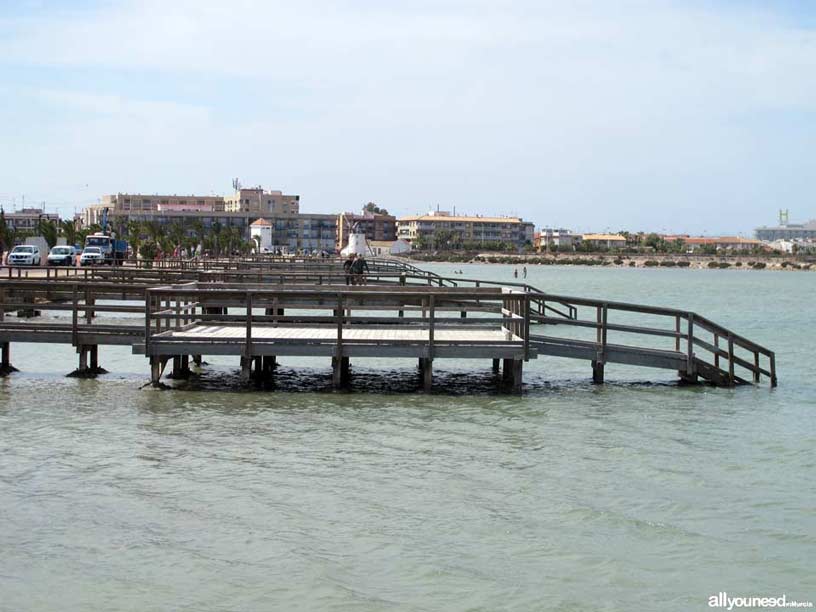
[80,246,104,266]
[8,245,41,266]
[47,245,77,266]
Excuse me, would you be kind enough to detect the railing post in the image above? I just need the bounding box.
[770,353,777,387]
[428,294,435,360]
[333,293,345,388]
[675,315,681,352]
[714,333,720,369]
[71,283,79,348]
[144,288,151,356]
[523,295,530,361]
[753,351,760,383]
[727,334,735,385]
[686,313,695,376]
[245,291,253,357]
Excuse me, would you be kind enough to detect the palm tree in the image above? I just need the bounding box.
[211,221,223,256]
[168,222,185,254]
[59,219,79,247]
[190,219,205,252]
[37,218,59,249]
[125,220,143,257]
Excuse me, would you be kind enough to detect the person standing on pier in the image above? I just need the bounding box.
[351,255,369,285]
[343,253,356,285]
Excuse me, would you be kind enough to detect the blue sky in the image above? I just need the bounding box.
[1,0,814,234]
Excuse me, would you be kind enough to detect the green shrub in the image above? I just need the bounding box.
[718,262,730,269]
[659,260,677,267]
[707,261,720,269]
[752,262,766,269]
[676,261,691,267]
[644,260,659,267]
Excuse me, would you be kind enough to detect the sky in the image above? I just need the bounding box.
[0,0,814,234]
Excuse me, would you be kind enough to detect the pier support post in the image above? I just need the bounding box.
[678,371,699,385]
[502,358,513,386]
[420,357,433,392]
[0,342,16,375]
[591,360,605,384]
[509,359,523,394]
[168,355,191,379]
[150,356,168,386]
[492,358,500,375]
[66,344,105,377]
[331,356,350,388]
[240,356,252,382]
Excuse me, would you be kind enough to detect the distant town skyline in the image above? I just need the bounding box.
[1,1,815,235]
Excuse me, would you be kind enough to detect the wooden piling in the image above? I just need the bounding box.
[591,360,604,384]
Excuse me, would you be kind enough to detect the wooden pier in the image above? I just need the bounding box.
[0,258,777,391]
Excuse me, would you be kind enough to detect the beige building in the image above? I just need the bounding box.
[397,211,534,248]
[581,234,628,249]
[95,185,299,217]
[100,193,226,214]
[224,187,299,215]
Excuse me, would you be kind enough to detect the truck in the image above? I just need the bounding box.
[84,232,128,265]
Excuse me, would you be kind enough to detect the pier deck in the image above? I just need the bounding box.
[0,257,777,390]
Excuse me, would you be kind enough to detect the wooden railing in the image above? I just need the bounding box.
[143,284,532,360]
[525,291,777,386]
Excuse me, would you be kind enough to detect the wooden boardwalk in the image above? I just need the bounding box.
[0,258,777,391]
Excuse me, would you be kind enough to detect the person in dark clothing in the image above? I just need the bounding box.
[343,254,356,285]
[351,256,369,285]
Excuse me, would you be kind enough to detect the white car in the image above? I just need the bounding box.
[47,245,77,266]
[8,245,41,266]
[80,246,104,266]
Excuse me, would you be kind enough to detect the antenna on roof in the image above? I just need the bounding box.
[232,178,241,191]
[779,209,789,225]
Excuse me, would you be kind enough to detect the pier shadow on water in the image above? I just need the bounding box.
[157,363,686,396]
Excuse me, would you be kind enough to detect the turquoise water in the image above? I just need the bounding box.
[1,265,814,611]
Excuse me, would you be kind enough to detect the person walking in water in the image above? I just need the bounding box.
[351,255,369,285]
[523,266,527,279]
[343,253,356,285]
[514,268,518,279]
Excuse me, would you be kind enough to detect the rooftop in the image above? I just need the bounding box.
[399,215,527,223]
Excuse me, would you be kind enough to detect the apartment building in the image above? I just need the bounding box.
[224,187,300,215]
[534,228,583,251]
[100,193,226,214]
[337,211,397,250]
[581,234,628,249]
[755,219,816,241]
[250,214,337,252]
[397,211,534,248]
[2,207,61,231]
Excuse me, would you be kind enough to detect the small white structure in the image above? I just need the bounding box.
[250,218,273,251]
[341,232,368,257]
[368,239,412,257]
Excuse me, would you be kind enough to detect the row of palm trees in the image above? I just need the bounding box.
[119,219,255,259]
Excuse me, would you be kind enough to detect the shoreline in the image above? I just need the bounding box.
[406,253,815,271]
